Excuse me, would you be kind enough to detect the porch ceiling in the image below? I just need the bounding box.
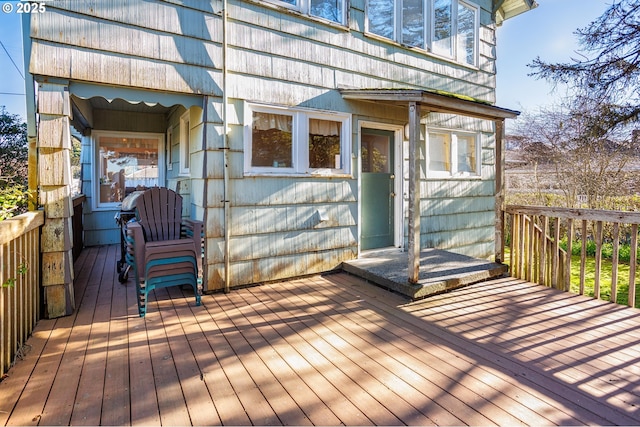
[339,89,520,121]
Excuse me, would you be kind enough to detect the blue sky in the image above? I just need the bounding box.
[0,0,612,122]
[496,0,611,114]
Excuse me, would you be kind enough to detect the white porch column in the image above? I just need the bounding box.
[407,102,422,284]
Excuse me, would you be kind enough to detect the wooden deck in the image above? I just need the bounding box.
[1,244,640,426]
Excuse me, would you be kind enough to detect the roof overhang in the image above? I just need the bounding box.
[339,89,520,121]
[494,0,538,25]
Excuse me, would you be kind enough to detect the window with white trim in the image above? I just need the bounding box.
[179,111,190,176]
[245,104,351,175]
[94,131,165,208]
[427,130,480,178]
[366,0,478,66]
[262,0,346,25]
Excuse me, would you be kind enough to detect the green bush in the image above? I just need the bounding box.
[0,184,29,220]
[559,238,639,263]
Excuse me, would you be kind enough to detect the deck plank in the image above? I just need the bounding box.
[69,246,111,426]
[2,245,640,426]
[240,286,374,426]
[246,285,405,426]
[159,287,220,426]
[144,292,191,426]
[285,277,494,426]
[221,291,320,425]
[263,278,440,426]
[101,246,131,426]
[310,276,542,426]
[181,294,250,426]
[327,273,610,425]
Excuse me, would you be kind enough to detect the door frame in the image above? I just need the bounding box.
[357,121,404,255]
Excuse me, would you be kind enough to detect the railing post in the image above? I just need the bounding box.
[594,221,603,300]
[539,216,548,287]
[552,217,560,289]
[611,222,620,303]
[526,215,534,282]
[580,220,587,295]
[629,224,638,307]
[565,218,574,292]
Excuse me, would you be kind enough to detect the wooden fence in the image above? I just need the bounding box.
[503,205,640,307]
[1,211,44,376]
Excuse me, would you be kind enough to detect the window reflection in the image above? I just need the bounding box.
[311,0,343,23]
[98,136,159,203]
[362,134,390,173]
[402,0,424,48]
[252,111,293,168]
[367,0,394,39]
[433,0,453,56]
[309,118,341,169]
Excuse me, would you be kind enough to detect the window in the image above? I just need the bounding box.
[367,0,394,40]
[179,111,190,175]
[402,0,425,48]
[433,0,453,57]
[94,131,164,208]
[457,1,477,66]
[262,0,346,24]
[245,104,351,175]
[251,111,294,169]
[427,130,479,177]
[366,0,478,66]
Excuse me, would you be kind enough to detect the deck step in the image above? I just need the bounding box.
[342,248,508,299]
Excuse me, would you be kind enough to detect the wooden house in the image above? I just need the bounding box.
[22,0,536,317]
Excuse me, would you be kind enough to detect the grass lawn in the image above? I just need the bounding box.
[505,249,640,308]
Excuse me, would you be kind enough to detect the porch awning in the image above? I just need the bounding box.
[339,89,520,121]
[341,88,518,284]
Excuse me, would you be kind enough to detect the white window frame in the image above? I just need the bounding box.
[244,103,352,176]
[426,129,481,179]
[179,111,190,176]
[92,130,165,210]
[261,0,347,25]
[364,0,479,67]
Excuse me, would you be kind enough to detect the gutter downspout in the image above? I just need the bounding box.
[22,13,37,210]
[222,0,231,293]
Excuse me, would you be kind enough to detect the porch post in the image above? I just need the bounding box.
[494,119,506,263]
[407,102,421,284]
[37,81,75,318]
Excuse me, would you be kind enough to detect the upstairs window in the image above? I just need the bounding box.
[366,0,478,66]
[263,0,346,25]
[245,104,351,175]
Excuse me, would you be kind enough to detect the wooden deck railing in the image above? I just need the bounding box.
[1,210,45,376]
[503,205,640,307]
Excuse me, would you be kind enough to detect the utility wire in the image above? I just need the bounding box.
[0,40,25,80]
[0,92,25,95]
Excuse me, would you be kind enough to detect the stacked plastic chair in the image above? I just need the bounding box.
[125,187,203,317]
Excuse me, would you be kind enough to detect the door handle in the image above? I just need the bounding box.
[390,192,396,198]
[390,174,395,179]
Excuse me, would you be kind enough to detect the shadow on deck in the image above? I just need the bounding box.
[1,245,640,425]
[342,248,508,299]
